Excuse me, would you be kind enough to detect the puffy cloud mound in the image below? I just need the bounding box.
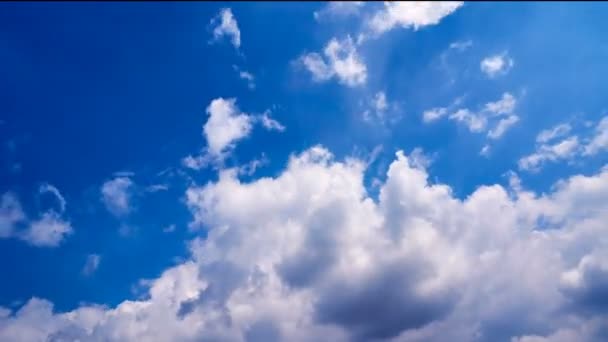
[1,146,608,341]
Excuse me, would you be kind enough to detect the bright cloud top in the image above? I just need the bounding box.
[480,52,515,78]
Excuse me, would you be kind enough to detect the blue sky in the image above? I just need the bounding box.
[1,2,608,341]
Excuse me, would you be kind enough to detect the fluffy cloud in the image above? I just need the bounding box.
[363,91,399,123]
[423,107,448,123]
[368,1,464,34]
[1,187,72,247]
[101,176,134,217]
[481,52,515,78]
[2,146,608,341]
[211,8,241,49]
[537,123,572,144]
[203,98,253,158]
[300,36,367,87]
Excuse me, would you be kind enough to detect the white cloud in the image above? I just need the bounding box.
[313,1,364,21]
[537,123,572,144]
[449,108,487,132]
[211,8,241,49]
[1,190,72,247]
[21,212,72,247]
[258,111,285,132]
[238,155,269,177]
[101,176,133,217]
[82,254,101,276]
[488,115,519,139]
[363,91,397,123]
[481,52,514,78]
[519,136,580,171]
[4,146,608,341]
[39,184,66,213]
[233,65,255,89]
[368,1,464,34]
[203,98,253,158]
[480,144,491,157]
[426,93,519,139]
[0,193,25,238]
[583,116,608,155]
[484,92,517,116]
[423,107,448,123]
[300,36,367,87]
[449,39,473,51]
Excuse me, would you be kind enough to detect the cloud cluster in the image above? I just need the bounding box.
[2,146,608,341]
[519,116,608,172]
[423,92,520,146]
[0,185,72,247]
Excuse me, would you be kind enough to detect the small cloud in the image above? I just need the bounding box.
[480,144,491,157]
[299,35,367,87]
[162,224,176,233]
[146,184,169,193]
[480,52,514,78]
[238,155,269,177]
[488,115,519,139]
[21,211,72,247]
[367,1,464,35]
[519,136,580,172]
[39,184,66,214]
[211,8,241,49]
[583,116,608,156]
[233,65,255,89]
[101,176,134,217]
[314,2,365,21]
[258,111,285,132]
[537,123,572,144]
[82,254,101,276]
[449,39,473,52]
[0,192,26,238]
[422,107,448,123]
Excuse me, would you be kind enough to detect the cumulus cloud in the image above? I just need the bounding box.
[481,52,514,78]
[1,187,72,247]
[101,176,134,217]
[211,8,241,49]
[203,98,252,159]
[82,254,101,276]
[300,36,367,87]
[2,146,608,341]
[313,1,364,21]
[368,1,464,34]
